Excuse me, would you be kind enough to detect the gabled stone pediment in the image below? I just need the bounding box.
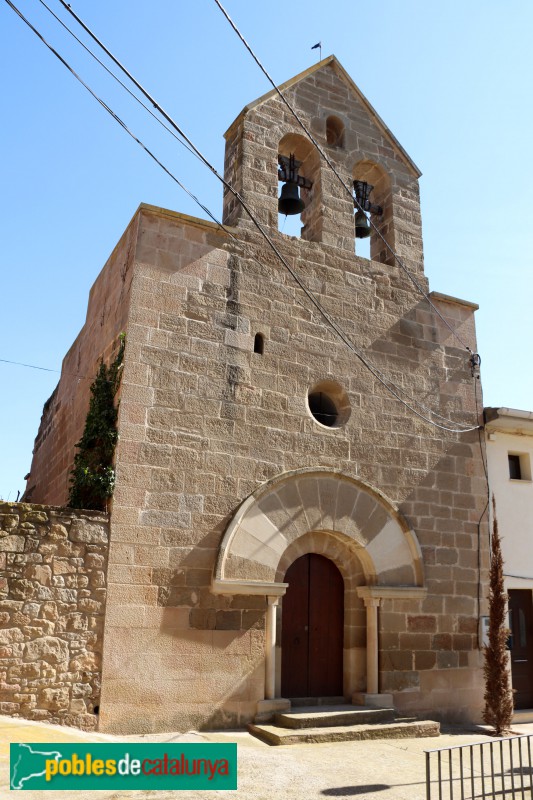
[224,55,421,179]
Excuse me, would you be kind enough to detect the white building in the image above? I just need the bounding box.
[485,407,533,713]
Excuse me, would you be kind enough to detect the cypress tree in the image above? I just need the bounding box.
[483,495,514,735]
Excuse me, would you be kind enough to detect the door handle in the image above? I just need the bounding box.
[513,659,528,663]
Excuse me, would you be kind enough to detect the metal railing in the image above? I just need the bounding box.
[425,734,533,800]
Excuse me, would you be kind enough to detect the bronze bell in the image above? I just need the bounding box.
[355,209,371,239]
[278,181,306,216]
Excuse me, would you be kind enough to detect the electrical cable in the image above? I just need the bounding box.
[2,0,229,234]
[476,496,489,649]
[0,356,115,383]
[14,0,480,432]
[211,0,476,356]
[38,2,474,431]
[53,1,481,433]
[56,0,248,200]
[4,0,480,433]
[34,0,202,166]
[472,361,489,641]
[0,357,59,373]
[474,374,489,482]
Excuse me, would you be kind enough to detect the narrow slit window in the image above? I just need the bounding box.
[254,333,264,355]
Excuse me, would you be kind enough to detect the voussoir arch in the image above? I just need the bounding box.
[212,468,423,595]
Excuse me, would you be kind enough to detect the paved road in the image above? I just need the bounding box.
[3,714,533,800]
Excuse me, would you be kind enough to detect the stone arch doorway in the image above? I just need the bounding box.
[212,468,426,710]
[281,553,344,698]
[275,531,367,699]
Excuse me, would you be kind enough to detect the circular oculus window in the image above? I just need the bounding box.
[307,380,351,428]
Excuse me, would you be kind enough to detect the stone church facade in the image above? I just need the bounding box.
[18,57,488,734]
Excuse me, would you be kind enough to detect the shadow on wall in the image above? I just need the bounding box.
[99,603,264,734]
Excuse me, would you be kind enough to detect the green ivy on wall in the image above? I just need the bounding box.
[68,335,125,511]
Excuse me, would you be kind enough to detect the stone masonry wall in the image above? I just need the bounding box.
[97,199,488,734]
[20,58,490,734]
[0,502,109,730]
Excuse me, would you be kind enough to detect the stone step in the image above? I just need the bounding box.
[275,704,396,729]
[248,719,440,746]
[289,696,346,707]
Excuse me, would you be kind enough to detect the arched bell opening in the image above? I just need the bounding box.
[352,160,392,263]
[278,133,321,241]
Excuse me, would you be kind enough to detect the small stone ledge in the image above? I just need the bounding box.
[429,291,479,311]
[248,719,440,745]
[255,697,291,724]
[0,500,109,522]
[352,692,394,709]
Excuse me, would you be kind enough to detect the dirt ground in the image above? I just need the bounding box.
[3,714,533,800]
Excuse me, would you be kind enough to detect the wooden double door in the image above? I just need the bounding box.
[508,590,533,709]
[281,554,344,698]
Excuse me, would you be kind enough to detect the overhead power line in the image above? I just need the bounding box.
[35,0,201,165]
[3,0,227,231]
[53,2,480,433]
[211,0,477,357]
[4,0,480,433]
[0,357,59,373]
[0,356,116,384]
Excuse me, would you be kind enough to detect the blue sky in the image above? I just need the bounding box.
[0,0,531,501]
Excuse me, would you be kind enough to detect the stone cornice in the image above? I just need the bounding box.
[212,579,288,597]
[357,586,427,600]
